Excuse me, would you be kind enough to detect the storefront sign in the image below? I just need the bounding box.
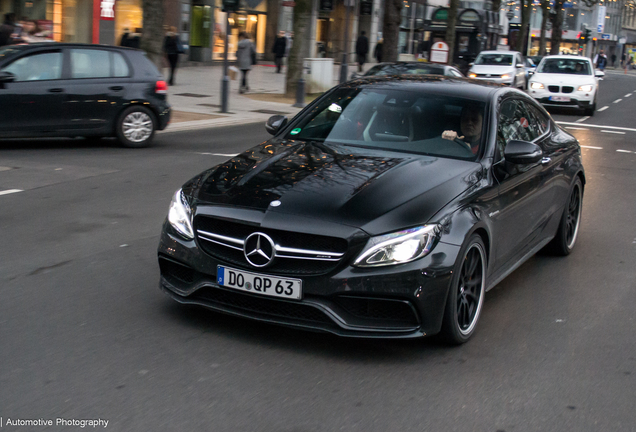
[597,5,606,34]
[601,33,610,40]
[430,41,449,64]
[433,9,448,21]
[459,10,480,24]
[100,0,115,20]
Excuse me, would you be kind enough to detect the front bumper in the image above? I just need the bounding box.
[469,75,514,86]
[157,222,460,338]
[529,87,595,109]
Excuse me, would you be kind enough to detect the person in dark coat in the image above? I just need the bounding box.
[374,39,383,63]
[120,28,131,47]
[163,26,183,85]
[272,30,287,73]
[0,13,17,47]
[355,31,369,72]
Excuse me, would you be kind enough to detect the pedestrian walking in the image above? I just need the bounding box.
[0,13,18,46]
[594,50,607,71]
[163,26,184,86]
[355,31,369,72]
[272,30,287,73]
[236,31,256,93]
[611,53,617,68]
[374,39,383,63]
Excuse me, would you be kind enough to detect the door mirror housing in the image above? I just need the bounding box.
[595,70,605,79]
[265,115,288,135]
[516,63,525,68]
[504,140,543,164]
[0,71,16,83]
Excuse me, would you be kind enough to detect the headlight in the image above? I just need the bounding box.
[353,225,439,268]
[168,189,194,239]
[469,73,477,78]
[530,82,544,89]
[578,85,594,92]
[501,74,510,80]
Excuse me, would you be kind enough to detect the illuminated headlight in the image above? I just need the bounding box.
[353,225,439,268]
[530,82,544,89]
[469,73,477,78]
[168,189,194,239]
[578,85,594,92]
[501,74,510,80]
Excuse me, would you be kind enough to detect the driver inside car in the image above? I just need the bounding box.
[441,105,483,155]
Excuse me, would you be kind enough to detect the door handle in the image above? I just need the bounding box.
[48,88,64,93]
[109,86,123,91]
[541,157,551,165]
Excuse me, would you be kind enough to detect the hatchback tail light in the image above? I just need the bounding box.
[155,80,168,94]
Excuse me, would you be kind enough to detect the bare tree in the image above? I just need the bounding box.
[286,0,312,98]
[492,0,502,13]
[539,0,550,55]
[445,0,460,64]
[381,0,402,62]
[141,0,165,69]
[515,0,532,53]
[549,0,565,55]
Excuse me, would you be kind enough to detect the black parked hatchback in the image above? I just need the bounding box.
[0,43,170,147]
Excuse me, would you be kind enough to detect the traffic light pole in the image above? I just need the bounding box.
[339,0,352,84]
[220,13,231,113]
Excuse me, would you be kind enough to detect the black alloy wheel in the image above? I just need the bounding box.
[546,177,583,256]
[440,234,487,344]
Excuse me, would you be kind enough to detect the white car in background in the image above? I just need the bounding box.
[467,50,527,89]
[528,55,604,116]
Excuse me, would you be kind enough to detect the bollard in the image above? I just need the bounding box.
[293,78,306,108]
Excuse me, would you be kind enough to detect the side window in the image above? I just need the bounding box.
[517,55,523,66]
[525,103,550,137]
[2,52,62,81]
[113,52,130,77]
[71,49,111,79]
[497,99,535,154]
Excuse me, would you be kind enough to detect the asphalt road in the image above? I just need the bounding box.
[1,74,636,432]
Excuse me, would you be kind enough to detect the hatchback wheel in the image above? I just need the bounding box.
[117,106,156,148]
[440,234,487,344]
[546,178,583,256]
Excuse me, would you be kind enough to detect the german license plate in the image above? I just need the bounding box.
[216,266,302,300]
[549,96,571,102]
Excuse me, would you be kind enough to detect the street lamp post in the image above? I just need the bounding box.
[339,0,354,84]
[221,13,231,113]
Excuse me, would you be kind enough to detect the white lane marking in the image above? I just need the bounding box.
[617,149,633,153]
[196,152,239,157]
[0,189,23,196]
[625,93,633,97]
[613,99,623,103]
[581,145,603,149]
[601,130,626,134]
[557,122,636,132]
[575,116,590,123]
[566,127,589,130]
[598,106,609,112]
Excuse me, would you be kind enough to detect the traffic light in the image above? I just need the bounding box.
[584,28,592,42]
[222,0,239,12]
[320,0,333,11]
[360,0,372,15]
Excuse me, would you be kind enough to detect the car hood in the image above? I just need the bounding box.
[469,65,515,75]
[188,140,481,233]
[530,73,596,85]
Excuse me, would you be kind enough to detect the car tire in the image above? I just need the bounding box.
[439,234,487,344]
[584,100,596,117]
[116,105,156,148]
[545,177,583,256]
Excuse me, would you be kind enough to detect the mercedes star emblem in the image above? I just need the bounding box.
[244,232,276,267]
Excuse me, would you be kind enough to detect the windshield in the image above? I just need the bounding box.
[285,88,486,161]
[474,54,513,66]
[365,64,446,76]
[537,58,591,75]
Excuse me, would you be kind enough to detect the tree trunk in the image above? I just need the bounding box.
[539,0,549,55]
[445,0,459,64]
[265,0,281,62]
[549,0,565,55]
[285,0,312,97]
[515,0,531,54]
[382,0,402,62]
[141,0,165,70]
[491,0,501,13]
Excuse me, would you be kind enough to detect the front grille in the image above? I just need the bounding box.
[334,296,419,327]
[562,86,574,93]
[194,216,349,275]
[548,85,560,93]
[159,257,196,284]
[191,286,334,324]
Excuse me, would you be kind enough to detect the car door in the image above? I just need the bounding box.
[489,97,554,272]
[64,48,130,130]
[0,48,66,135]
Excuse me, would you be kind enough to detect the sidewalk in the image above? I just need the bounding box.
[159,61,372,133]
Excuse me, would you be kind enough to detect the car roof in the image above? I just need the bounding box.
[541,55,591,62]
[344,75,502,102]
[478,50,520,55]
[6,43,139,52]
[374,62,449,68]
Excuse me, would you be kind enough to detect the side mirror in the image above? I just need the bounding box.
[0,71,16,83]
[468,62,474,67]
[504,140,543,164]
[528,70,535,76]
[265,115,288,136]
[516,64,524,68]
[595,70,605,78]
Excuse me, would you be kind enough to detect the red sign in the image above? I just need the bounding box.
[100,0,115,20]
[520,117,529,128]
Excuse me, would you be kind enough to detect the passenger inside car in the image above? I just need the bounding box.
[441,104,483,155]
